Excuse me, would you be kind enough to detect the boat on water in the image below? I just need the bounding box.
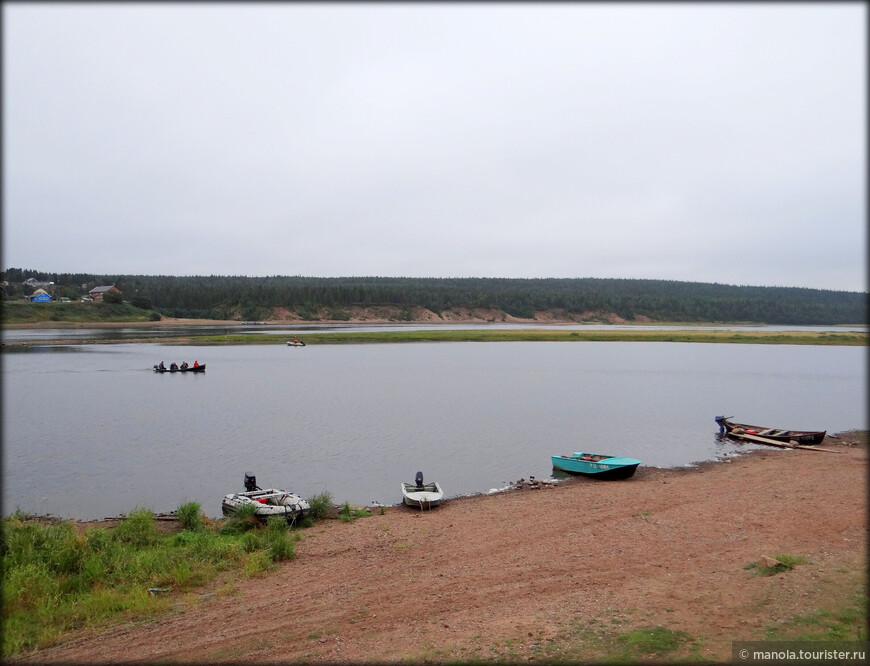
[715,416,825,445]
[287,340,306,347]
[153,363,205,373]
[401,471,443,509]
[551,452,642,480]
[222,473,310,522]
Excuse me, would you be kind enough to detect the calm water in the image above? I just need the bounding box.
[2,340,865,520]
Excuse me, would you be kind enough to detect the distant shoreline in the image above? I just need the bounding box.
[2,326,867,347]
[4,316,867,330]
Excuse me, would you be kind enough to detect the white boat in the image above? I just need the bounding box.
[222,474,310,522]
[401,471,443,510]
[287,340,306,347]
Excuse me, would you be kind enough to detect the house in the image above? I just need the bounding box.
[30,288,51,303]
[89,285,120,302]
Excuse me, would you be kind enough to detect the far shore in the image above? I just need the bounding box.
[4,315,868,330]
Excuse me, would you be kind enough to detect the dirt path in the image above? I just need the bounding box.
[20,436,867,663]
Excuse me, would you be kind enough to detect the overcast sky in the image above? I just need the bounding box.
[3,3,866,291]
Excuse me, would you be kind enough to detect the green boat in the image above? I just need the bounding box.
[551,452,642,480]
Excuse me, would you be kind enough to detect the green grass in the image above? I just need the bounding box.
[306,491,334,520]
[763,588,867,641]
[448,613,706,663]
[744,553,810,576]
[176,501,204,531]
[179,328,868,347]
[338,502,372,522]
[1,301,158,324]
[1,503,304,658]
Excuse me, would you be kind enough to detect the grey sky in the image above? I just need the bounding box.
[3,2,866,291]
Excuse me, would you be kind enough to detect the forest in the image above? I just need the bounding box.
[1,268,866,325]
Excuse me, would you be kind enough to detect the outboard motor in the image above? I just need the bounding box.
[244,473,258,492]
[415,471,424,488]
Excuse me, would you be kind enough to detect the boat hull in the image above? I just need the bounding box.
[551,453,641,480]
[401,481,443,508]
[715,416,825,445]
[222,488,310,522]
[154,364,205,373]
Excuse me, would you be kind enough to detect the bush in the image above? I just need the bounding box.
[338,502,371,523]
[130,295,152,310]
[102,289,123,304]
[306,491,334,520]
[219,503,261,536]
[264,516,298,562]
[176,502,203,531]
[112,509,158,547]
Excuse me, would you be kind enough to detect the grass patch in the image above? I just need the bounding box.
[176,502,204,531]
[338,502,372,522]
[176,328,868,347]
[458,614,705,663]
[2,502,315,659]
[1,301,157,324]
[744,554,810,576]
[306,491,334,520]
[618,626,695,656]
[763,588,867,641]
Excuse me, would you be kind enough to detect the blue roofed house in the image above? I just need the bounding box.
[30,288,51,302]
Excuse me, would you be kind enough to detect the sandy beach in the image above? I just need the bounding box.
[17,432,866,663]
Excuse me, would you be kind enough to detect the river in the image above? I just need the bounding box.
[2,331,866,520]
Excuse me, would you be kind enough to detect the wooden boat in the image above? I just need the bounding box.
[715,416,825,445]
[222,473,309,523]
[551,452,642,479]
[401,471,443,509]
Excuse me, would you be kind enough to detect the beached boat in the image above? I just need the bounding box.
[715,416,825,445]
[551,452,642,479]
[222,473,310,522]
[401,472,443,509]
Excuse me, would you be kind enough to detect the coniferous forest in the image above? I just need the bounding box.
[1,268,866,325]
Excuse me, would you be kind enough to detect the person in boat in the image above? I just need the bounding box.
[193,360,199,367]
[180,361,189,370]
[294,337,299,344]
[158,361,165,370]
[170,362,178,370]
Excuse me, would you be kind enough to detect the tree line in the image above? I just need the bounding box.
[1,268,866,325]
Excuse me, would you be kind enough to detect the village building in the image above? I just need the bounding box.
[23,277,52,288]
[88,285,121,302]
[29,288,51,302]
